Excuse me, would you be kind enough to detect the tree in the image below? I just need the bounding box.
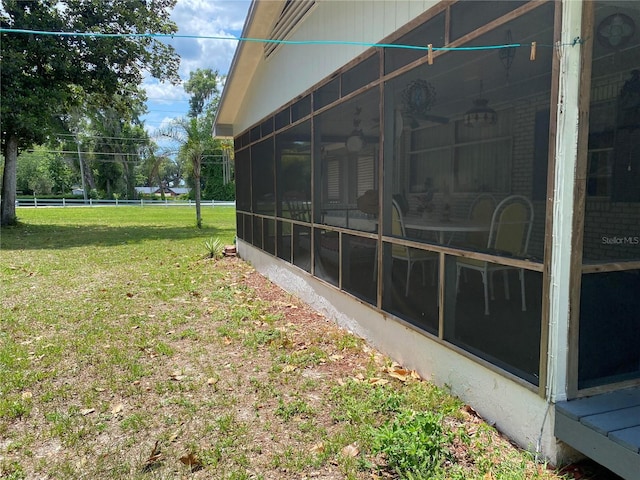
[81,92,151,199]
[161,116,210,228]
[184,70,235,202]
[184,68,220,120]
[47,154,76,195]
[202,155,235,201]
[136,153,181,190]
[159,68,223,228]
[0,0,180,225]
[16,146,76,195]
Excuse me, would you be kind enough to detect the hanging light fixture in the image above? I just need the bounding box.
[464,99,497,127]
[464,81,497,127]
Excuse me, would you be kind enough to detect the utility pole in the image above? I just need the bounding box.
[75,133,89,204]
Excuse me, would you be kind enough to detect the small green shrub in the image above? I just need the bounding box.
[371,410,452,478]
[204,236,224,259]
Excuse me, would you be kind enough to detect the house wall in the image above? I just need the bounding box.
[226,1,640,474]
[230,0,562,459]
[226,0,622,466]
[238,239,579,466]
[232,0,439,133]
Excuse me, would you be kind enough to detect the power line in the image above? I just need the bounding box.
[27,149,146,157]
[24,149,226,161]
[55,133,152,142]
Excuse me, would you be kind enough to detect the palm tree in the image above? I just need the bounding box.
[159,68,222,228]
[182,118,206,228]
[160,116,210,228]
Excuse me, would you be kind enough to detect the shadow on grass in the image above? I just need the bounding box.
[0,222,236,251]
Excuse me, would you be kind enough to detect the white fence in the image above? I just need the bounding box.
[16,198,236,208]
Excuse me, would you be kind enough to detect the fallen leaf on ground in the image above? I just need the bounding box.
[207,377,219,386]
[368,377,389,385]
[80,408,95,416]
[309,442,324,454]
[111,403,123,415]
[179,453,203,472]
[282,365,296,373]
[386,365,421,382]
[341,443,360,457]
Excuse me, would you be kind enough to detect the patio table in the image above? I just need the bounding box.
[403,216,491,244]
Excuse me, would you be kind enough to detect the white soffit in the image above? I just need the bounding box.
[214,0,285,134]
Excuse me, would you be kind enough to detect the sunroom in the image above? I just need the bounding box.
[215,1,640,476]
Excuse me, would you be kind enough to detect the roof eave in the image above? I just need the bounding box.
[213,0,286,139]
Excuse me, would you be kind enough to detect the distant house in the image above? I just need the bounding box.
[214,2,640,478]
[167,187,190,196]
[134,186,190,197]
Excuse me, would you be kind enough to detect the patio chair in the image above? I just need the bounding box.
[456,195,533,315]
[466,193,496,249]
[284,191,311,222]
[392,199,438,296]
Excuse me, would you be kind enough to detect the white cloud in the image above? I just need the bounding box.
[145,115,179,136]
[170,0,250,79]
[142,0,250,135]
[144,79,188,104]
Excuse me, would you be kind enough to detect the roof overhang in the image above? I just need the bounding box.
[213,0,285,139]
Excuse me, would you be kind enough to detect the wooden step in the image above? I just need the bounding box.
[555,387,640,480]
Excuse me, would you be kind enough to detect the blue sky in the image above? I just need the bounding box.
[141,0,251,137]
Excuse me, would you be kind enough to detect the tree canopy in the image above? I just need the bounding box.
[184,68,221,119]
[0,0,180,225]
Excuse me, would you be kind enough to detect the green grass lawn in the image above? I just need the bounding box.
[0,207,568,480]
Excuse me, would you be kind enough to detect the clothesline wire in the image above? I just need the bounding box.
[0,27,582,51]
